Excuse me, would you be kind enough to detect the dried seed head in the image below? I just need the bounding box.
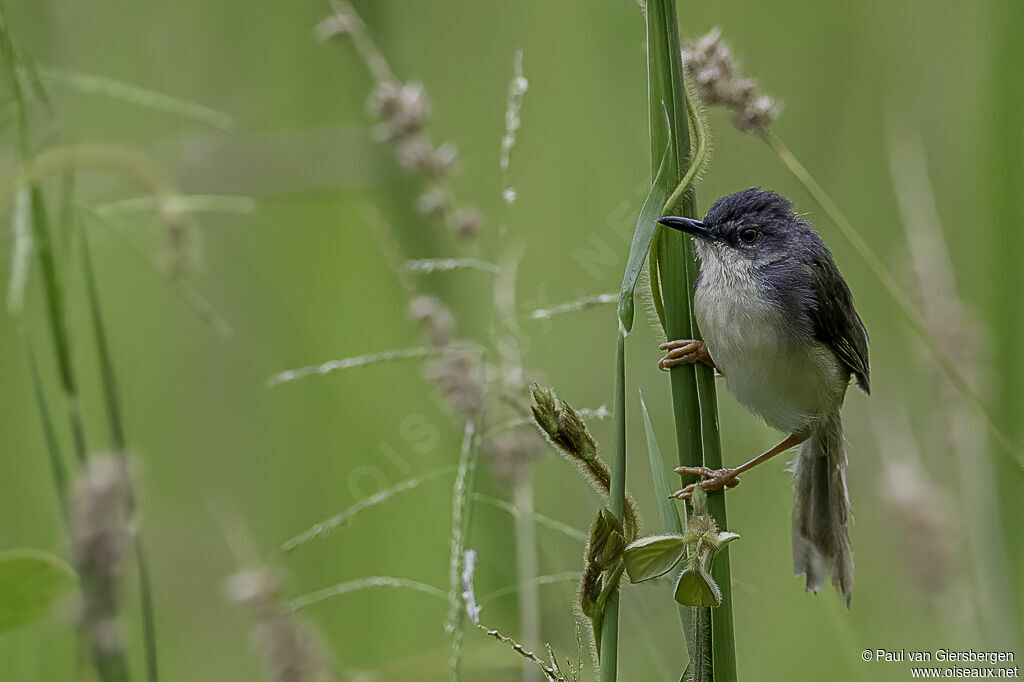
[882,460,953,595]
[227,568,327,680]
[70,456,132,662]
[409,295,455,346]
[425,347,483,417]
[225,568,280,612]
[682,29,778,132]
[423,141,459,175]
[447,207,484,239]
[369,81,430,140]
[314,12,354,42]
[483,425,544,482]
[368,81,401,119]
[395,135,433,170]
[71,457,131,597]
[416,186,449,217]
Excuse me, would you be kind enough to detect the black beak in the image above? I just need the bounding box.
[657,216,717,241]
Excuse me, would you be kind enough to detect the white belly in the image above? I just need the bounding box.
[693,255,843,434]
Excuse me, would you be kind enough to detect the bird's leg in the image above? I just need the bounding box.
[658,339,716,371]
[671,431,810,499]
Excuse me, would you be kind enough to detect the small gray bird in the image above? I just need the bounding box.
[657,188,869,604]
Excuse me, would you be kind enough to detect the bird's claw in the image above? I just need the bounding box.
[670,466,741,499]
[658,339,714,371]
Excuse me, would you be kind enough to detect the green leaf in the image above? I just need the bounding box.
[623,535,687,583]
[674,567,721,608]
[617,110,672,334]
[639,389,696,666]
[639,390,683,534]
[0,549,76,634]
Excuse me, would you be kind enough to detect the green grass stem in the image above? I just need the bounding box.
[646,1,736,679]
[81,231,160,681]
[598,330,627,682]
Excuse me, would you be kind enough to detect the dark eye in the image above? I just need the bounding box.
[739,228,759,244]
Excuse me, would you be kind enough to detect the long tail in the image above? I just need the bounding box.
[791,413,854,605]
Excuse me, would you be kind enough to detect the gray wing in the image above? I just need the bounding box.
[808,257,870,393]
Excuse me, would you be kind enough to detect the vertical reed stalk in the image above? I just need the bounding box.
[81,232,160,681]
[646,1,736,679]
[513,475,540,682]
[598,330,627,682]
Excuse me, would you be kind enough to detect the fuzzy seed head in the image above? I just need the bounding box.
[369,81,430,141]
[314,12,354,42]
[416,186,449,217]
[425,347,483,417]
[682,29,778,132]
[882,461,953,595]
[70,456,132,663]
[483,425,544,482]
[227,568,327,680]
[447,207,484,239]
[71,457,131,598]
[409,295,455,346]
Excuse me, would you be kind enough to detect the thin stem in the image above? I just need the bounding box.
[81,230,160,681]
[598,330,627,682]
[514,475,541,682]
[471,493,587,543]
[25,346,70,521]
[446,419,482,681]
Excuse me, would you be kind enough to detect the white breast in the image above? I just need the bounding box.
[693,246,844,434]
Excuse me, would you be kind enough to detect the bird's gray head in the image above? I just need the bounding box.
[657,188,811,266]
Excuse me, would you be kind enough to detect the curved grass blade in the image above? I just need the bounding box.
[26,346,69,519]
[94,194,256,218]
[640,390,697,675]
[404,258,499,274]
[479,572,582,604]
[268,346,440,387]
[527,293,615,321]
[618,110,672,335]
[281,467,455,552]
[40,68,234,130]
[472,493,587,542]
[289,576,447,611]
[81,222,161,682]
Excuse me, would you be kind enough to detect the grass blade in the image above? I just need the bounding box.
[40,67,234,130]
[447,420,481,680]
[639,390,696,675]
[290,576,447,611]
[618,116,671,334]
[472,493,587,543]
[404,258,499,274]
[81,216,161,682]
[94,194,255,218]
[479,572,582,604]
[281,467,456,552]
[268,347,440,387]
[526,293,615,321]
[6,187,31,313]
[25,346,69,520]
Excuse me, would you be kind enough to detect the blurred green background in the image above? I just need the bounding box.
[1,0,1021,680]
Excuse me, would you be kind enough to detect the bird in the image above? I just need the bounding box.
[656,187,869,604]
